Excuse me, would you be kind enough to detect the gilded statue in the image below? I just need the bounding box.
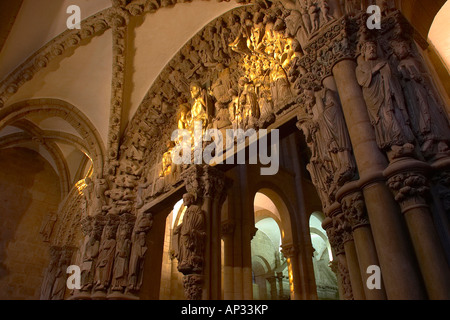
[177,99,192,131]
[190,82,210,130]
[239,77,260,130]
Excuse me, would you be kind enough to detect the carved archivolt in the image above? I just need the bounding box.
[33,0,450,301]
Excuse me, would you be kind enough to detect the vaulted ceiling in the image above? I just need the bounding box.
[0,0,448,198]
[0,0,243,196]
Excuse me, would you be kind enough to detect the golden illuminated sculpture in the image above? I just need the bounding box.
[190,82,209,130]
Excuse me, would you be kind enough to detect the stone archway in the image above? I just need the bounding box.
[28,0,450,301]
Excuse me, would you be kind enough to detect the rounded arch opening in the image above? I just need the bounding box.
[251,189,294,300]
[309,211,339,300]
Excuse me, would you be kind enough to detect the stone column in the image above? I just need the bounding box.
[323,216,353,300]
[339,184,387,300]
[430,158,450,265]
[332,59,427,299]
[266,275,278,300]
[385,158,450,300]
[221,220,235,300]
[280,243,303,300]
[181,165,230,300]
[328,203,365,300]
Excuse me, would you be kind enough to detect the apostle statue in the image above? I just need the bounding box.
[94,221,118,291]
[316,88,356,185]
[51,247,73,300]
[80,216,100,291]
[173,193,206,275]
[392,40,450,159]
[127,212,153,292]
[40,247,61,300]
[356,40,415,158]
[111,214,134,292]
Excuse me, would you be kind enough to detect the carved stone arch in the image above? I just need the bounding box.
[121,2,301,172]
[0,99,106,177]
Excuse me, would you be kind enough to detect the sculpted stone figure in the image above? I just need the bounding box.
[298,89,334,208]
[94,221,118,292]
[190,82,210,130]
[356,41,415,158]
[127,212,153,292]
[279,0,312,37]
[270,62,294,111]
[316,88,356,185]
[392,40,450,159]
[82,177,94,216]
[92,177,108,216]
[308,1,321,33]
[340,0,359,15]
[174,193,206,275]
[40,212,57,242]
[320,0,333,22]
[51,247,73,300]
[40,247,61,300]
[111,214,134,292]
[213,102,232,130]
[80,216,101,292]
[239,77,260,130]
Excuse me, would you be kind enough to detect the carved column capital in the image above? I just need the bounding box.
[295,15,359,88]
[181,165,231,202]
[221,220,235,238]
[384,158,431,214]
[341,191,370,230]
[280,243,298,259]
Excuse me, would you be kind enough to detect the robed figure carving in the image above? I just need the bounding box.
[316,88,356,185]
[127,212,153,292]
[40,247,61,300]
[80,217,100,291]
[111,215,134,292]
[94,222,118,291]
[174,193,206,275]
[356,41,415,157]
[392,40,450,159]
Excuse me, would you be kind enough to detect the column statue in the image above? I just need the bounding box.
[391,40,450,159]
[356,40,415,159]
[174,193,206,275]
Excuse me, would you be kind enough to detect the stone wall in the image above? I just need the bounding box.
[0,147,61,299]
